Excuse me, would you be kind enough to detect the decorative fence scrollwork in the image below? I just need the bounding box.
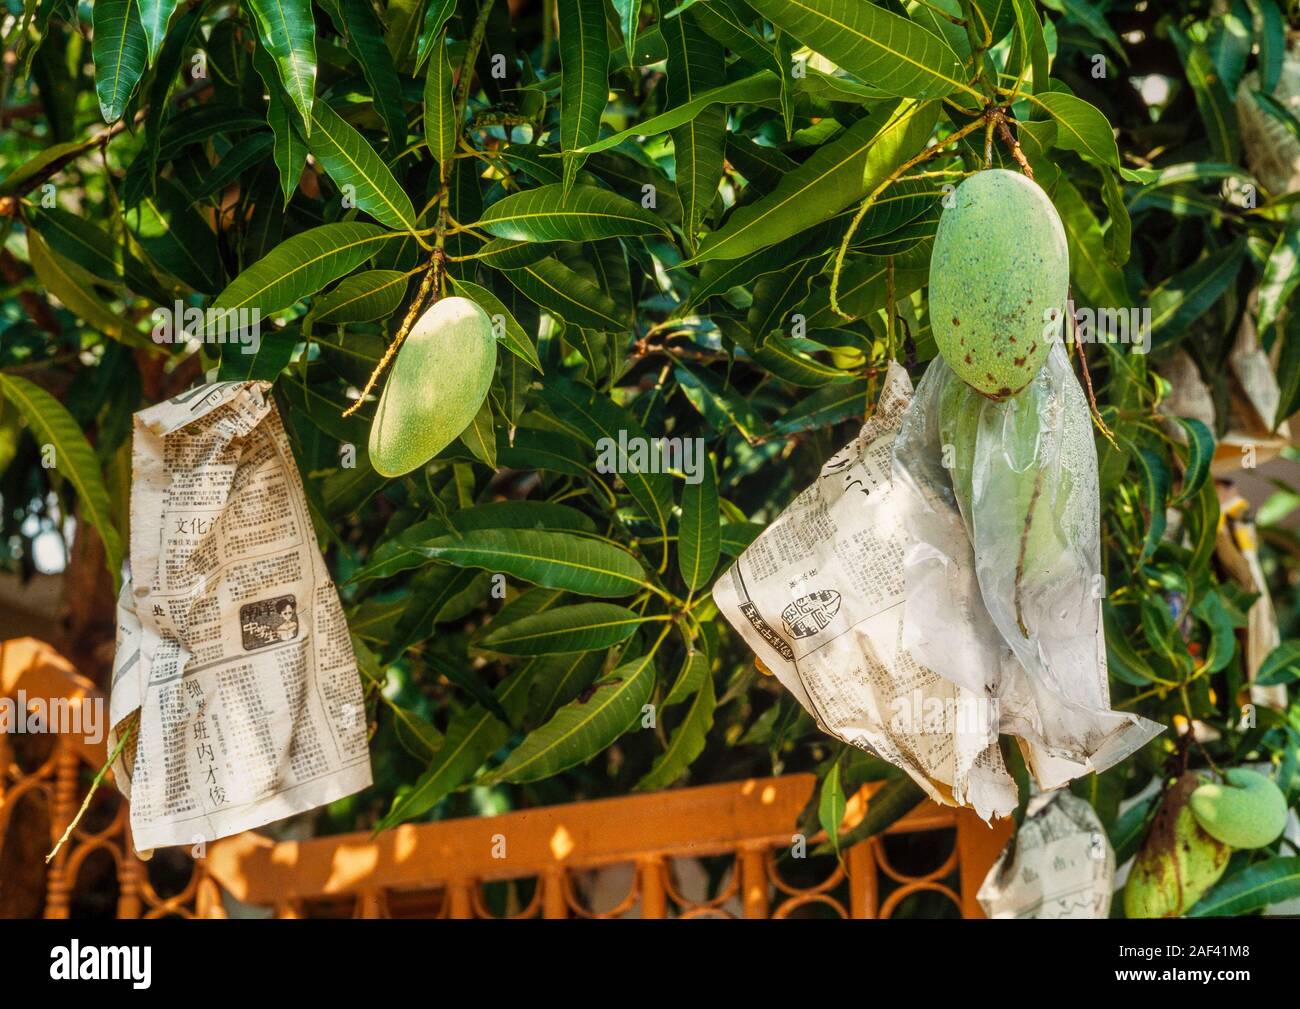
[1,638,1010,919]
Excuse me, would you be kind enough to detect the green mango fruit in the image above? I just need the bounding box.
[929,169,1069,400]
[1189,768,1288,850]
[935,348,1082,635]
[368,296,497,477]
[1124,773,1231,918]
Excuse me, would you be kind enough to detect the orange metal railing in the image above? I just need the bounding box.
[0,638,1011,918]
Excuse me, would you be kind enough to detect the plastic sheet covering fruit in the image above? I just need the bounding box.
[713,363,1019,820]
[892,344,1162,791]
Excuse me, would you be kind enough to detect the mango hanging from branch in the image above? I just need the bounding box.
[368,296,497,477]
[929,169,1069,400]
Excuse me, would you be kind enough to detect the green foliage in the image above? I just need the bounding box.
[4,0,1300,917]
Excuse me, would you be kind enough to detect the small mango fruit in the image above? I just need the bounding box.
[368,296,496,477]
[1124,772,1231,918]
[929,169,1069,400]
[1189,768,1288,850]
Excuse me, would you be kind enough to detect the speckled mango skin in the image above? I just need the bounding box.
[368,296,496,477]
[1124,773,1231,918]
[929,169,1069,400]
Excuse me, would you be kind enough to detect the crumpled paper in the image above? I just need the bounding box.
[893,343,1163,790]
[715,348,1162,821]
[977,789,1114,918]
[713,363,1018,818]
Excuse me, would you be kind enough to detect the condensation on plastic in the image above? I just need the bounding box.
[892,343,1163,790]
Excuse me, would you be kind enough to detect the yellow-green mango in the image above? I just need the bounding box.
[368,296,496,477]
[929,169,1069,400]
[1124,773,1231,918]
[1189,768,1288,850]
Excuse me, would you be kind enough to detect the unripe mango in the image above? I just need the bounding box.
[1124,773,1231,918]
[368,296,496,477]
[929,169,1069,400]
[1189,768,1288,850]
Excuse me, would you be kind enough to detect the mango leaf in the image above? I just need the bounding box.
[525,650,606,726]
[1257,641,1300,686]
[817,757,846,856]
[155,105,266,158]
[690,99,938,263]
[471,238,554,269]
[354,502,597,583]
[497,428,591,478]
[1251,0,1285,94]
[1052,176,1128,309]
[217,329,299,381]
[812,775,924,854]
[614,0,639,65]
[474,184,669,242]
[423,35,457,173]
[1103,602,1161,686]
[1147,239,1247,351]
[1100,168,1131,267]
[1168,417,1214,505]
[1169,24,1239,163]
[774,379,872,433]
[191,134,278,200]
[745,0,973,100]
[805,255,929,326]
[502,257,628,330]
[138,0,179,65]
[664,12,726,253]
[745,257,823,342]
[210,222,398,318]
[251,43,309,206]
[0,137,102,196]
[1108,793,1157,864]
[247,0,317,131]
[574,73,781,154]
[311,269,409,323]
[409,529,648,597]
[0,375,123,591]
[126,178,223,293]
[558,0,610,192]
[481,650,657,784]
[376,666,534,828]
[664,648,711,707]
[751,337,853,386]
[1257,219,1300,340]
[415,0,457,72]
[1031,91,1120,168]
[1133,445,1171,564]
[1011,0,1048,94]
[637,671,715,790]
[1276,313,1300,428]
[29,207,126,286]
[540,377,675,536]
[477,602,645,655]
[308,100,417,231]
[92,0,148,123]
[319,0,406,153]
[678,454,720,591]
[676,362,769,438]
[1189,858,1300,916]
[25,229,133,345]
[448,277,542,370]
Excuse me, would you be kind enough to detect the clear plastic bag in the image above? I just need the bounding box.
[893,343,1162,789]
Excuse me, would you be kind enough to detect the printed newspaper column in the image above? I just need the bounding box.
[108,382,372,852]
[713,363,1019,820]
[977,789,1115,918]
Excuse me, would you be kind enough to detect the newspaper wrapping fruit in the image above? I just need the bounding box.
[892,344,1163,789]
